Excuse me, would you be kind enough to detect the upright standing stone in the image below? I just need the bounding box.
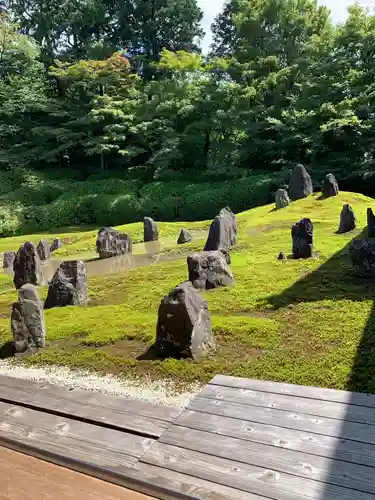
[44,260,88,309]
[350,240,375,277]
[338,204,356,234]
[292,218,314,258]
[177,229,192,244]
[156,281,215,359]
[11,284,46,354]
[368,208,375,238]
[50,238,62,253]
[3,251,16,269]
[144,217,159,242]
[275,189,290,210]
[322,173,339,197]
[188,250,235,290]
[204,207,237,252]
[96,227,132,259]
[288,164,313,201]
[13,242,42,289]
[37,239,50,261]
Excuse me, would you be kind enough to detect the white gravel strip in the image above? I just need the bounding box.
[0,360,202,408]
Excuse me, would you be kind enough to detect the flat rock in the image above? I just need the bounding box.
[288,164,313,201]
[156,281,215,359]
[37,239,50,261]
[144,217,159,242]
[275,189,290,210]
[187,250,235,290]
[11,284,46,354]
[177,228,192,244]
[13,242,43,289]
[322,173,339,197]
[50,238,62,253]
[3,251,16,269]
[368,208,375,238]
[96,227,132,259]
[338,204,356,234]
[350,239,375,277]
[292,218,313,258]
[44,260,88,309]
[204,207,237,252]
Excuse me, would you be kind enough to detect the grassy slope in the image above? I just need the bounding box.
[0,191,374,393]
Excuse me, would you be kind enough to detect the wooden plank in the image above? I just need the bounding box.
[0,375,181,438]
[0,401,154,469]
[142,442,374,500]
[159,425,375,495]
[210,375,375,408]
[176,410,375,468]
[200,384,375,426]
[189,397,375,445]
[0,446,155,500]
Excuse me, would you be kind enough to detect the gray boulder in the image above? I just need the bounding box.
[204,207,237,252]
[50,238,62,253]
[292,218,313,258]
[322,173,339,197]
[3,251,16,269]
[144,217,159,242]
[44,260,88,309]
[177,229,192,244]
[275,189,290,210]
[13,242,43,289]
[350,240,375,277]
[368,208,375,238]
[188,250,235,290]
[96,227,132,259]
[11,284,46,354]
[338,204,356,234]
[156,281,215,360]
[37,239,50,261]
[288,164,313,201]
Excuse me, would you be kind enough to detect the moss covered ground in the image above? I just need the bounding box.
[0,191,374,394]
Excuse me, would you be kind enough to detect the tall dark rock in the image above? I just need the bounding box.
[13,242,42,289]
[37,239,50,261]
[96,227,132,259]
[3,251,16,269]
[144,217,159,242]
[322,173,339,197]
[338,204,356,234]
[292,218,314,258]
[288,164,313,201]
[44,260,88,309]
[368,208,375,238]
[188,250,235,290]
[204,207,237,252]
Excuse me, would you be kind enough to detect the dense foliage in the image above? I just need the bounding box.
[1,0,375,233]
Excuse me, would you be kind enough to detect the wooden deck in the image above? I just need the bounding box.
[1,374,375,499]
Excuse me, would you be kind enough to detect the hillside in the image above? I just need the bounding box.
[0,191,374,394]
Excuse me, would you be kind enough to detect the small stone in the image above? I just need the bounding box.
[144,217,159,242]
[177,229,192,244]
[350,239,375,277]
[13,242,43,289]
[3,251,16,269]
[155,281,215,359]
[278,252,287,260]
[338,204,356,234]
[292,218,313,259]
[275,189,290,210]
[322,173,339,197]
[96,227,132,259]
[50,238,62,253]
[288,164,313,201]
[204,207,237,252]
[37,239,50,261]
[11,284,46,354]
[187,250,235,290]
[368,208,375,238]
[44,260,88,309]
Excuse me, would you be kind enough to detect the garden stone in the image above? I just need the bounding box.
[156,281,215,360]
[144,217,159,242]
[292,218,314,258]
[350,240,375,277]
[37,239,50,261]
[275,189,290,210]
[278,252,287,260]
[44,260,88,309]
[177,228,192,244]
[322,173,339,197]
[96,227,132,259]
[11,284,46,354]
[3,251,16,269]
[288,164,313,201]
[368,208,375,238]
[13,242,42,289]
[188,250,235,290]
[338,204,356,234]
[204,207,237,252]
[50,238,62,253]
